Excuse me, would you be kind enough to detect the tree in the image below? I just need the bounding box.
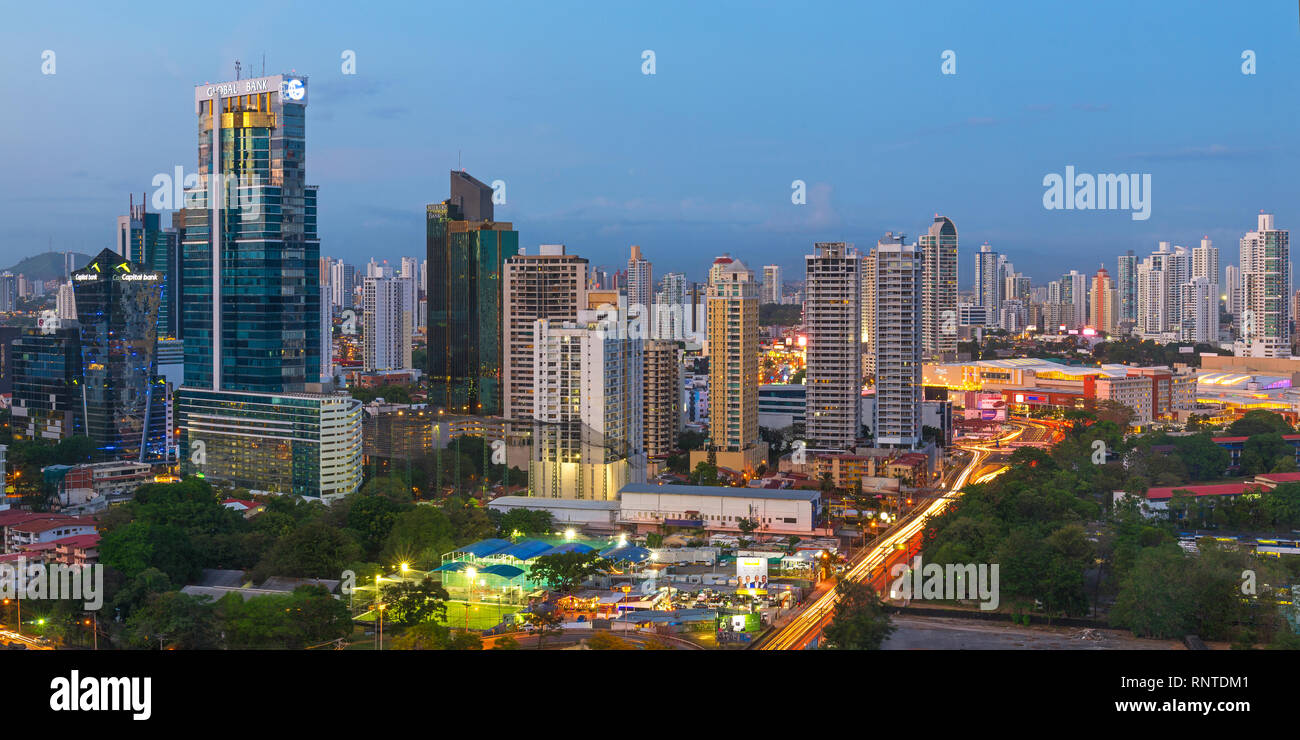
[690,461,722,486]
[1228,410,1293,437]
[99,522,201,585]
[529,551,608,593]
[381,577,450,626]
[522,608,563,649]
[380,506,457,570]
[253,521,363,582]
[346,493,409,557]
[124,592,221,650]
[1241,432,1291,475]
[492,634,522,650]
[492,508,555,539]
[822,580,895,650]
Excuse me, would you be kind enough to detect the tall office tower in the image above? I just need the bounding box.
[762,265,782,304]
[804,242,862,450]
[1116,250,1138,324]
[872,239,923,449]
[502,244,587,420]
[176,72,362,501]
[1180,276,1218,343]
[363,276,412,372]
[72,249,168,463]
[699,256,765,473]
[117,195,180,339]
[653,271,687,341]
[530,311,643,500]
[330,259,356,309]
[1238,213,1291,356]
[1090,266,1117,334]
[56,283,77,320]
[861,247,878,377]
[450,168,494,222]
[643,339,682,462]
[427,170,519,414]
[11,318,83,443]
[1291,290,1300,349]
[627,245,653,335]
[974,242,1001,320]
[919,214,958,358]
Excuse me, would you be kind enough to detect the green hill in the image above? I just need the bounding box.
[2,251,93,283]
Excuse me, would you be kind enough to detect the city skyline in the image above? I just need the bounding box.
[2,2,1297,284]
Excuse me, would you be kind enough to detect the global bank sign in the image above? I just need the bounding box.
[194,74,307,110]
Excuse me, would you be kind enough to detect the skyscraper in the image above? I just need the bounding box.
[627,245,653,335]
[1181,276,1218,343]
[974,243,1001,321]
[653,271,688,341]
[694,256,766,473]
[643,339,682,463]
[10,319,82,443]
[919,215,958,359]
[176,72,362,501]
[762,265,782,304]
[530,311,643,500]
[363,276,413,372]
[872,238,923,449]
[1089,265,1116,334]
[1116,250,1137,324]
[804,242,861,450]
[502,244,587,420]
[427,190,519,414]
[1238,212,1290,357]
[117,196,181,339]
[73,248,168,463]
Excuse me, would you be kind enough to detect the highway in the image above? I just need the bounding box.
[755,421,1032,650]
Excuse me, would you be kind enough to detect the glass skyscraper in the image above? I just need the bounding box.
[117,199,181,340]
[427,171,519,415]
[180,74,320,393]
[73,248,168,463]
[176,73,361,500]
[10,321,83,443]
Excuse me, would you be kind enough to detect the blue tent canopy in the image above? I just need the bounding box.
[535,542,596,559]
[494,539,553,561]
[432,561,476,572]
[479,564,526,580]
[454,538,512,557]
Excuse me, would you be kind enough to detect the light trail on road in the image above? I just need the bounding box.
[757,422,1028,650]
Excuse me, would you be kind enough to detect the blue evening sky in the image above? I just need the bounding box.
[1,0,1296,288]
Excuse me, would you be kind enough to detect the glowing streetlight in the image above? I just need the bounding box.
[564,528,575,542]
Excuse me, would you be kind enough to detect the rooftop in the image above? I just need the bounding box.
[620,483,820,502]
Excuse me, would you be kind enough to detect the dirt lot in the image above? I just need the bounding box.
[882,615,1183,650]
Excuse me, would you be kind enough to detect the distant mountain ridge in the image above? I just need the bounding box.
[2,251,93,283]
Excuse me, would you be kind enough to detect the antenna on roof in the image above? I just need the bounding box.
[261,53,265,76]
[235,59,241,80]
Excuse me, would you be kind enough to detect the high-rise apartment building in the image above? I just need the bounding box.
[502,244,587,420]
[762,265,782,304]
[530,311,643,500]
[694,256,766,473]
[1237,213,1290,357]
[56,283,77,321]
[330,259,357,309]
[974,243,1001,321]
[1090,266,1117,334]
[627,245,653,336]
[1181,276,1218,343]
[175,72,362,501]
[872,238,923,449]
[1116,250,1137,324]
[363,276,413,372]
[919,215,958,358]
[804,242,861,450]
[643,339,682,462]
[653,271,688,341]
[73,249,168,463]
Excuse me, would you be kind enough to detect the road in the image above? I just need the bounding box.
[755,421,1033,650]
[0,629,52,650]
